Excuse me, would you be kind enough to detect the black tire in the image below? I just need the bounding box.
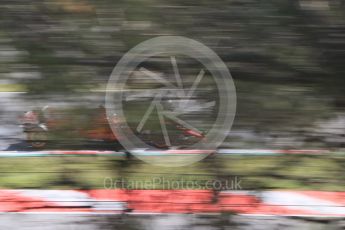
[26,127,48,149]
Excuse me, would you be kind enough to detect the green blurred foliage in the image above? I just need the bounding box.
[0,0,344,144]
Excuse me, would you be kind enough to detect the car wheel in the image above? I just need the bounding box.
[27,128,48,149]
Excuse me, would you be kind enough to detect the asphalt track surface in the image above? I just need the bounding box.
[0,213,344,230]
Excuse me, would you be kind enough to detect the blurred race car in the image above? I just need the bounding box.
[19,105,204,149]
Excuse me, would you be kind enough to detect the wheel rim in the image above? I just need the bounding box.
[27,132,47,148]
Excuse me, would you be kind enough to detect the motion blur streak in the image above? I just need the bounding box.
[0,0,344,229]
